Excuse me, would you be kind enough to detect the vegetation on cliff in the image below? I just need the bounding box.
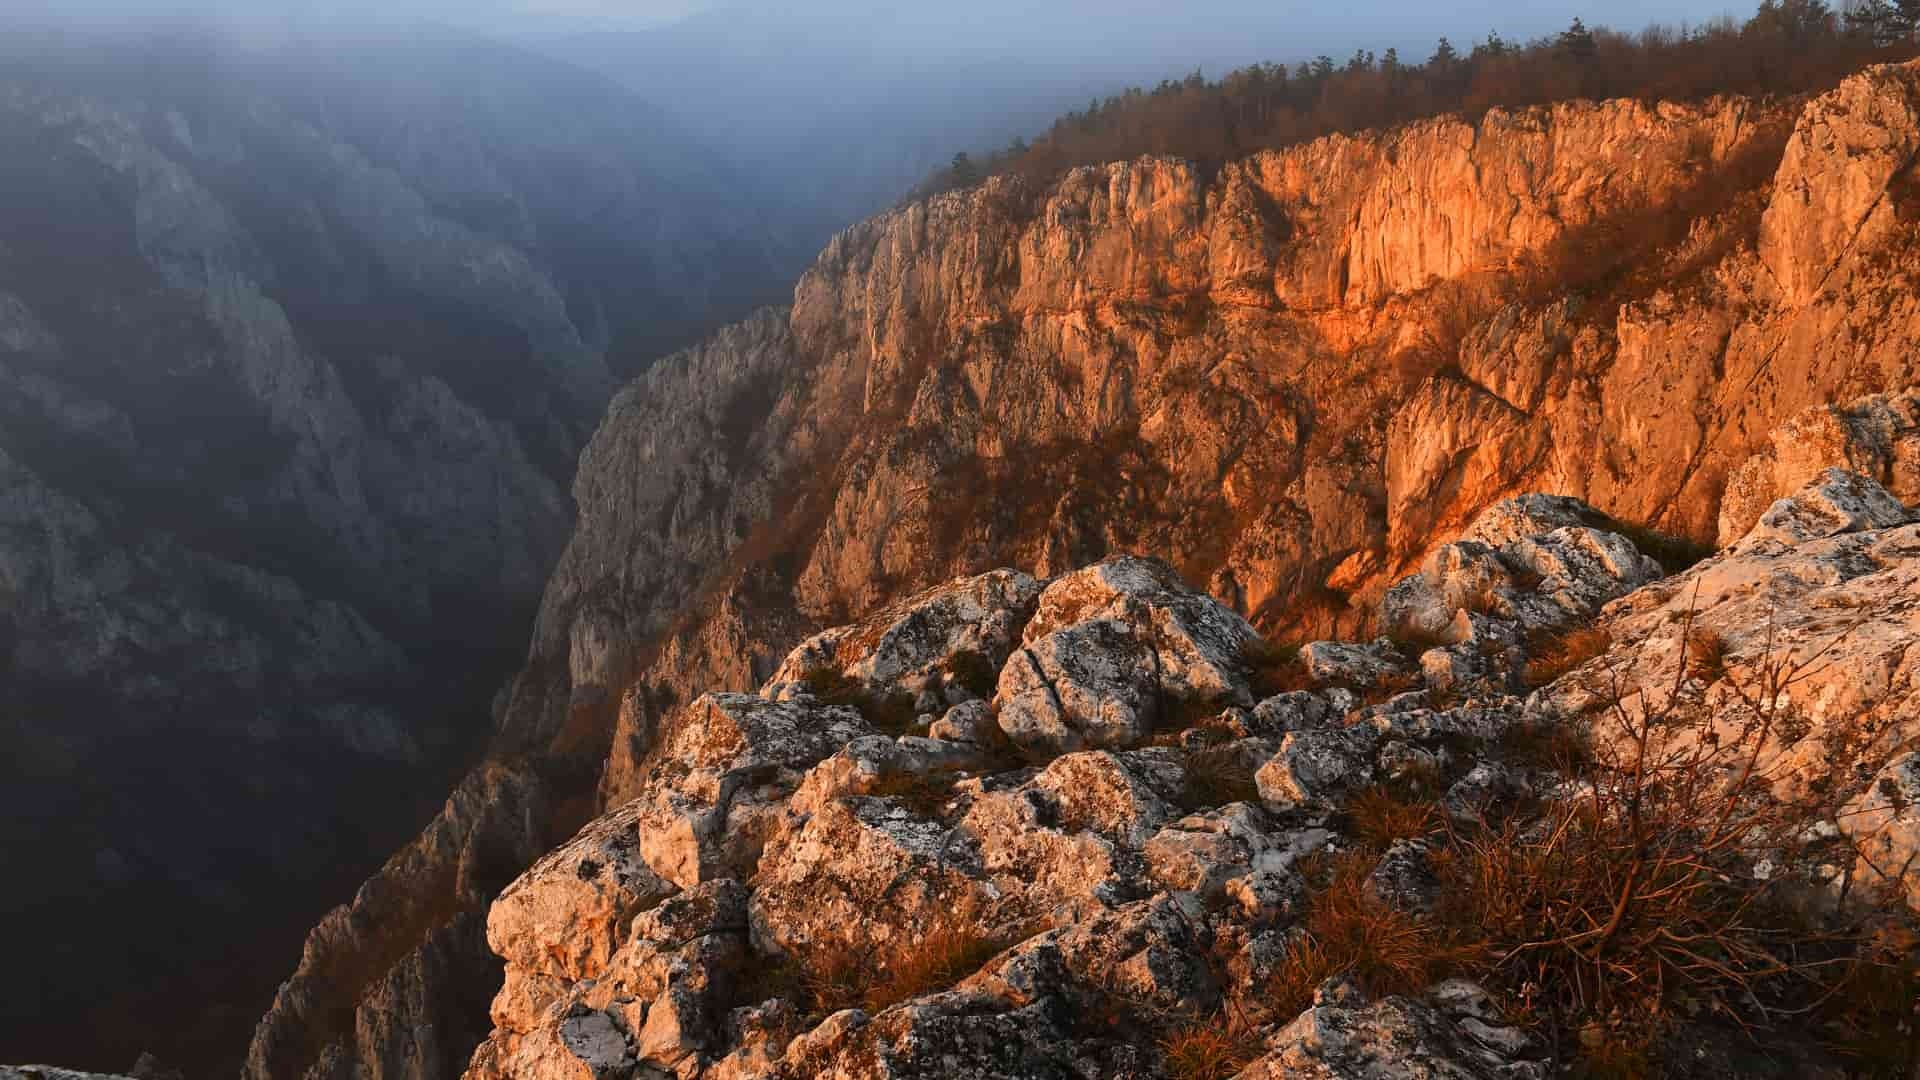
[926,1,1919,196]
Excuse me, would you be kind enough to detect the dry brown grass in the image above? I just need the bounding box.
[782,901,1022,1018]
[1432,619,1920,1074]
[787,922,1013,1014]
[1523,626,1613,688]
[864,919,1009,1011]
[1347,785,1442,850]
[1243,616,1920,1076]
[1495,718,1595,774]
[1180,743,1261,810]
[1266,851,1474,1020]
[1683,627,1729,682]
[1574,1028,1655,1080]
[1158,1018,1258,1080]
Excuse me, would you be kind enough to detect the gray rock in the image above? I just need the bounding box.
[1257,728,1382,810]
[996,619,1160,754]
[1365,839,1440,914]
[1300,640,1416,689]
[1241,981,1545,1078]
[1737,466,1914,548]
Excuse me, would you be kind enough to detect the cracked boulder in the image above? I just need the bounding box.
[1257,727,1381,811]
[1381,492,1661,653]
[957,750,1185,914]
[768,569,1044,702]
[1718,390,1920,545]
[1843,752,1920,909]
[1551,473,1920,801]
[995,557,1261,755]
[633,694,872,888]
[1144,802,1330,900]
[751,795,989,960]
[1239,979,1545,1079]
[488,802,679,987]
[771,995,1151,1078]
[1734,467,1912,550]
[1299,640,1416,689]
[963,894,1215,1017]
[996,618,1161,753]
[789,735,990,817]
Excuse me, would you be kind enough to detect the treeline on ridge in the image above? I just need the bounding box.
[922,0,1920,197]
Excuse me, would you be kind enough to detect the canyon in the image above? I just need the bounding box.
[0,23,804,1071]
[240,58,1920,1080]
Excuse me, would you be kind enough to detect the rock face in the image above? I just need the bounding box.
[457,470,1920,1078]
[0,22,802,1075]
[1718,390,1920,544]
[268,60,1920,1080]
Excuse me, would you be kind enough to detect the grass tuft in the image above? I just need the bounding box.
[1266,851,1473,1020]
[1346,784,1442,850]
[1180,743,1261,809]
[1522,627,1612,688]
[1158,1019,1258,1080]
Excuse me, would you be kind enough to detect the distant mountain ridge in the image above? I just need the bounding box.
[0,20,806,1072]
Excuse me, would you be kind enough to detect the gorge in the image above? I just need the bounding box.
[252,52,1920,1080]
[5,6,1920,1079]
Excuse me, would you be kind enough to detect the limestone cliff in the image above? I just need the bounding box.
[260,61,1920,1079]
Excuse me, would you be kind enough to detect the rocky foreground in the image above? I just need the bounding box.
[462,467,1920,1079]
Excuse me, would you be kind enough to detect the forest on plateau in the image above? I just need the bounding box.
[930,0,1920,194]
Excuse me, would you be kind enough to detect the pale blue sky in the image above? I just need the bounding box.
[9,0,1757,40]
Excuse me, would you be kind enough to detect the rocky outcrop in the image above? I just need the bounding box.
[271,61,1920,1080]
[1717,389,1920,544]
[461,470,1919,1078]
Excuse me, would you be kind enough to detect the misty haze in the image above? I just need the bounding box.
[3,2,1919,1079]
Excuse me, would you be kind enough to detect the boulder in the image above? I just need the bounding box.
[1248,691,1346,735]
[486,802,678,986]
[789,735,988,817]
[774,994,1151,1078]
[1257,728,1382,810]
[1735,467,1912,549]
[929,699,999,744]
[633,694,871,887]
[1145,803,1329,900]
[1718,390,1920,545]
[1299,641,1415,689]
[768,570,1044,698]
[751,796,988,959]
[1239,980,1545,1078]
[1843,752,1920,909]
[996,558,1261,755]
[996,619,1160,754]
